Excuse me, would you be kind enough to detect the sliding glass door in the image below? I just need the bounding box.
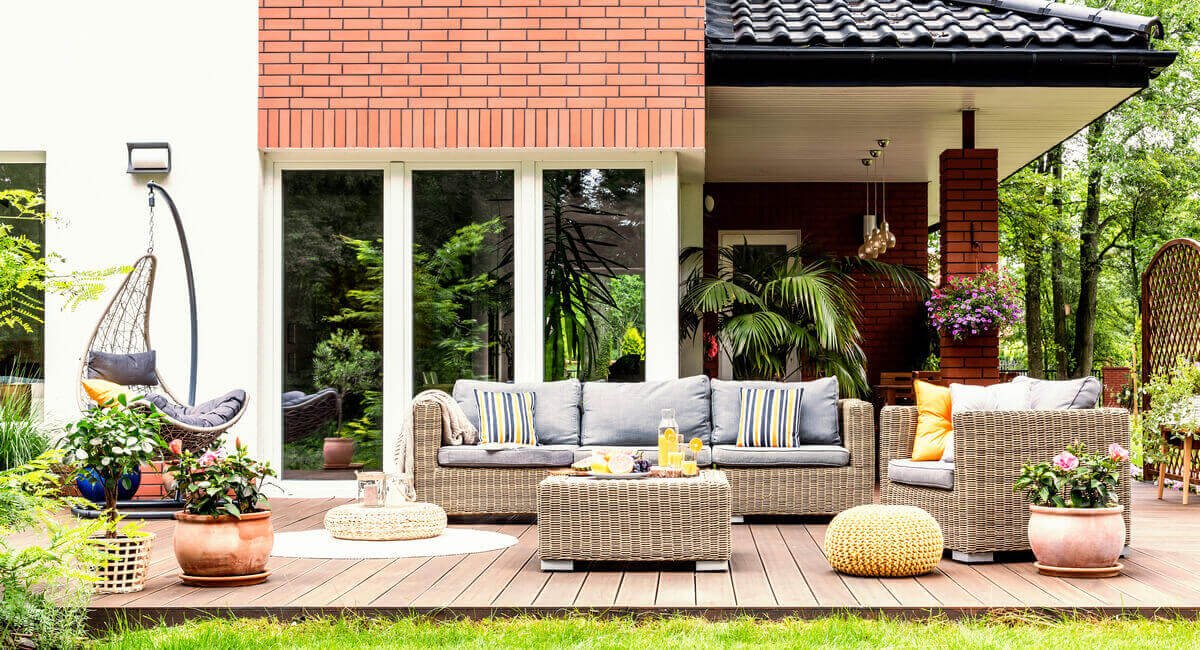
[281,170,384,479]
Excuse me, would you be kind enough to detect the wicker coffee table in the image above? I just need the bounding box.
[536,469,732,571]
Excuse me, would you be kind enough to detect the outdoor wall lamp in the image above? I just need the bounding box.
[127,142,171,174]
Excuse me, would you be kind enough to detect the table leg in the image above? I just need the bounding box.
[1183,435,1194,506]
[1158,436,1168,500]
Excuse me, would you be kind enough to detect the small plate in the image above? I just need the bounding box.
[581,472,651,479]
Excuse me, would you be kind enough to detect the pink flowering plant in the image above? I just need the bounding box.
[926,267,1022,340]
[165,438,275,517]
[1014,443,1127,508]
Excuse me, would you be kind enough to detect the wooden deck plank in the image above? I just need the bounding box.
[372,554,468,607]
[781,524,857,607]
[614,570,658,607]
[292,558,395,607]
[409,525,511,608]
[729,525,775,607]
[915,567,982,607]
[451,525,539,607]
[573,571,623,608]
[750,524,817,606]
[695,567,736,608]
[935,559,1022,608]
[533,570,589,607]
[655,570,696,608]
[969,564,1059,607]
[493,552,552,607]
[1000,563,1105,607]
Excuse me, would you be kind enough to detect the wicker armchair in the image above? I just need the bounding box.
[880,406,1132,563]
[725,398,875,516]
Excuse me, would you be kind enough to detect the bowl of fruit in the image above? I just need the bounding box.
[571,449,652,478]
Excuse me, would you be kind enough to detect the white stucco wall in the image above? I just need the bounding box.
[0,3,261,451]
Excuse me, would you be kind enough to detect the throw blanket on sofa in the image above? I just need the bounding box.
[392,390,478,504]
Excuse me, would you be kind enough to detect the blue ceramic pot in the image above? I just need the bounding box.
[76,466,141,504]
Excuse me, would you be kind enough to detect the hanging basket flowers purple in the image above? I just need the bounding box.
[927,267,1022,340]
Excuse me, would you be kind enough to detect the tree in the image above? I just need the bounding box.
[312,329,381,434]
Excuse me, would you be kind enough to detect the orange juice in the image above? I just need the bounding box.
[658,429,674,467]
[667,450,684,469]
[681,460,698,476]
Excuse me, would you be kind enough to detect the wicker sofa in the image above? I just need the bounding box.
[413,377,875,517]
[880,405,1132,563]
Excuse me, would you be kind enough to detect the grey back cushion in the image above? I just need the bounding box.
[711,377,841,446]
[87,350,158,386]
[1012,375,1102,410]
[581,376,711,447]
[146,390,245,428]
[452,379,581,446]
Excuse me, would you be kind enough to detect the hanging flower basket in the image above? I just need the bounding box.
[926,267,1022,341]
[89,530,155,594]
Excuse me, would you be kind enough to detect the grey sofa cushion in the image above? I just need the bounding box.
[1012,375,1102,410]
[572,446,713,467]
[453,379,581,446]
[711,377,840,446]
[437,445,575,468]
[146,390,245,428]
[712,444,849,467]
[281,390,307,407]
[87,350,158,386]
[580,376,711,447]
[888,459,955,490]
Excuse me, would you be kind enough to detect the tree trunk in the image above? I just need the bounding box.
[1049,146,1069,378]
[1024,154,1047,379]
[1072,118,1107,378]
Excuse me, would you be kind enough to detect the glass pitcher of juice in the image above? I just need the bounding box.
[657,408,677,468]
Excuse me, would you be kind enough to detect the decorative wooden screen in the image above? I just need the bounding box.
[1141,238,1200,483]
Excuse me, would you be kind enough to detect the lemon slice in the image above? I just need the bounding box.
[689,437,704,452]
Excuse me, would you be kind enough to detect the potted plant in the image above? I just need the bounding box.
[61,394,164,593]
[312,329,380,469]
[925,267,1022,341]
[165,437,277,586]
[1014,442,1129,577]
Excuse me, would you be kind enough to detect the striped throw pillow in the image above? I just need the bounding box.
[474,390,538,445]
[736,387,803,447]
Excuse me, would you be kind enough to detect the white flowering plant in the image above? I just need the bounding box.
[62,394,164,537]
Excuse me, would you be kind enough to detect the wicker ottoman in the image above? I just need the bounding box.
[323,502,447,541]
[537,470,732,571]
[824,504,943,577]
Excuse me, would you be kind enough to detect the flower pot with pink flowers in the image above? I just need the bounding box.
[926,267,1022,341]
[165,438,277,586]
[1014,442,1129,577]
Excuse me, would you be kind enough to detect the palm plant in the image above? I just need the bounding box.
[680,239,930,396]
[543,172,632,381]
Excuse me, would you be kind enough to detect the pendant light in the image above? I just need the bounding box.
[878,139,897,250]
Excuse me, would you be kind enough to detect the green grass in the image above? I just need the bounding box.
[95,614,1200,649]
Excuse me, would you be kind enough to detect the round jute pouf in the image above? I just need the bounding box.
[824,505,943,577]
[323,502,447,541]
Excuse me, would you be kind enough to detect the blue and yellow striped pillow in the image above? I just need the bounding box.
[736,387,803,447]
[474,390,538,445]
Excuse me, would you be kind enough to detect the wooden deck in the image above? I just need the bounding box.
[75,481,1200,621]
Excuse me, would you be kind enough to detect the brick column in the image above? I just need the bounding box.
[938,149,999,386]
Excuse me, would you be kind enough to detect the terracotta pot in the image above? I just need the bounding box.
[173,510,273,577]
[1028,505,1124,568]
[323,437,355,468]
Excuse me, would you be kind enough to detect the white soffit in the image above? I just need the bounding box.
[705,86,1137,223]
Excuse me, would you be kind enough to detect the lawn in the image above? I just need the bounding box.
[95,614,1200,649]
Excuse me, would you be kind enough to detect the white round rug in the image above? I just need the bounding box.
[271,528,518,559]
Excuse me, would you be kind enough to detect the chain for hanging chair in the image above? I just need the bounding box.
[146,185,156,254]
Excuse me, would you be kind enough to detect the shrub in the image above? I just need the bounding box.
[0,451,106,649]
[0,391,48,470]
[313,329,381,434]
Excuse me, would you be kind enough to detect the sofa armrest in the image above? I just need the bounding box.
[952,408,1131,494]
[412,400,446,485]
[880,405,918,482]
[838,398,874,471]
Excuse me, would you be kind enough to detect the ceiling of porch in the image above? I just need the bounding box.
[704,85,1137,223]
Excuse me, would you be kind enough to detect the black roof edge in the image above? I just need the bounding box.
[952,0,1164,40]
[707,46,1178,88]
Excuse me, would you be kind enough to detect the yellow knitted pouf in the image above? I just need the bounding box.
[824,505,943,577]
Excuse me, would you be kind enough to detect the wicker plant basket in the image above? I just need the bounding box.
[89,531,155,594]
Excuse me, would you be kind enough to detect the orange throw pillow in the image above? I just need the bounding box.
[911,380,953,461]
[82,378,132,407]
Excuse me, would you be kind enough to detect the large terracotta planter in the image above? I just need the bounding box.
[174,510,274,582]
[323,437,355,468]
[1028,505,1124,576]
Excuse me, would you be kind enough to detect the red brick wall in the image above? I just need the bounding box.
[1102,366,1132,407]
[938,149,1000,385]
[701,182,930,386]
[259,0,704,148]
